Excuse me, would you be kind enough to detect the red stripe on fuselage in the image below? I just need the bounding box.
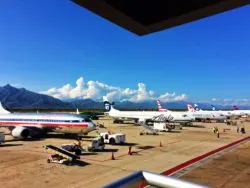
[0,121,89,128]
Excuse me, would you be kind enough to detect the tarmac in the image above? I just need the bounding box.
[0,117,249,188]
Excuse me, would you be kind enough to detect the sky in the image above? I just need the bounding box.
[0,1,249,105]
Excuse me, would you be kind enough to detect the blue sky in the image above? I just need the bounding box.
[0,1,249,103]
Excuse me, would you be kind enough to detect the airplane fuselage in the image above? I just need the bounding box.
[0,112,96,135]
[108,109,194,123]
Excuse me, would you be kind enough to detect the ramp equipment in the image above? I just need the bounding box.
[139,123,159,135]
[45,145,80,165]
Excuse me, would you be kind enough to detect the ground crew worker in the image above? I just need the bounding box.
[237,124,240,133]
[217,130,220,138]
[213,127,216,134]
[96,130,101,137]
[241,123,246,134]
[213,126,218,134]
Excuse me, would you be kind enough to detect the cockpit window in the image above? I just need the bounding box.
[84,118,92,122]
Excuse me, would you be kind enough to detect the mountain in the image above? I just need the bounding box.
[0,84,249,110]
[0,84,72,109]
[69,99,103,109]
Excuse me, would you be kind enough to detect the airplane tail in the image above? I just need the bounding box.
[103,96,118,113]
[211,105,216,111]
[76,108,80,114]
[194,104,200,111]
[187,104,196,112]
[0,102,10,114]
[233,105,239,110]
[156,100,168,112]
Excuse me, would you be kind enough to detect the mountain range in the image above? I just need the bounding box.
[0,84,249,110]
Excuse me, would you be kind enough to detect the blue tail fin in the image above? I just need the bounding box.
[211,105,216,111]
[194,104,200,111]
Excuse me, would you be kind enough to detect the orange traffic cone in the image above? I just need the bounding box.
[159,141,163,147]
[128,146,132,155]
[111,152,115,160]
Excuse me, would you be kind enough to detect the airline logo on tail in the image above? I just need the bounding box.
[233,105,239,110]
[103,96,111,112]
[211,105,216,111]
[157,100,168,112]
[194,104,200,111]
[104,101,111,112]
[187,104,196,112]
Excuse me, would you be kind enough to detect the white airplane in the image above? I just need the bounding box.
[231,105,250,116]
[0,103,96,139]
[103,97,194,124]
[187,104,226,121]
[210,105,233,117]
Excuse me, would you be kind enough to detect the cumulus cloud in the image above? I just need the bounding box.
[210,98,250,106]
[41,76,188,102]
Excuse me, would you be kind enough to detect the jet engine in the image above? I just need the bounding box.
[12,126,30,139]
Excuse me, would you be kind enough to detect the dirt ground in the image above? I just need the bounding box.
[181,141,250,188]
[0,117,249,188]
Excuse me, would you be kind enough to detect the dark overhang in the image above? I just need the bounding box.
[72,0,249,36]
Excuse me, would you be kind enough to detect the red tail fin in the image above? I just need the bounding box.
[233,105,239,110]
[157,100,168,112]
[187,104,196,112]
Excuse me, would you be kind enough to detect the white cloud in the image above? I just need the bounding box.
[41,76,188,102]
[158,92,187,102]
[212,98,217,101]
[215,98,250,106]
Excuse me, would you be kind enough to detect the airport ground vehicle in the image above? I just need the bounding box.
[61,144,85,155]
[139,124,159,135]
[87,137,105,152]
[0,133,5,144]
[153,122,179,132]
[100,132,126,145]
[45,145,80,165]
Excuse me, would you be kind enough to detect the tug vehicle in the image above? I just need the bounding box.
[100,132,126,145]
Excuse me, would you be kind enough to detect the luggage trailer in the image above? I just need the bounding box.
[45,145,80,166]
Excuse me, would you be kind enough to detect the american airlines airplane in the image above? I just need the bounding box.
[156,100,168,112]
[103,97,194,124]
[187,104,226,121]
[0,103,96,139]
[211,105,233,117]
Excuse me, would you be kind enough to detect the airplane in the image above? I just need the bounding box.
[231,105,250,116]
[103,97,194,124]
[211,105,233,117]
[156,100,200,121]
[187,104,226,121]
[195,104,229,119]
[0,103,96,139]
